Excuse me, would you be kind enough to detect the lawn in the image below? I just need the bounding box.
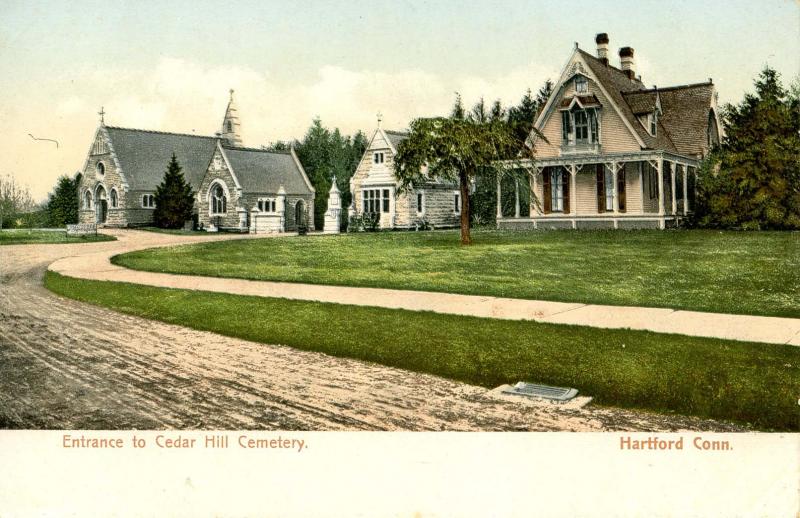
[45,271,800,431]
[113,229,800,318]
[0,229,116,245]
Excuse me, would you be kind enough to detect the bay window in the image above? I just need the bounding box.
[561,107,599,146]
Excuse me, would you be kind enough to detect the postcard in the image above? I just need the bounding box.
[1,1,798,516]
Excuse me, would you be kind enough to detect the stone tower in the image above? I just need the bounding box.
[220,89,243,147]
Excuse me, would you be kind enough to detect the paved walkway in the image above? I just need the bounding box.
[48,229,800,346]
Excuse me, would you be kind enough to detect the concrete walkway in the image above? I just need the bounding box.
[48,229,800,346]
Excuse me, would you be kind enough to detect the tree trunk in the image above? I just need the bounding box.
[460,170,471,245]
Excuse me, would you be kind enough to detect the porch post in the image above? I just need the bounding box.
[657,158,664,216]
[682,165,689,215]
[569,164,577,229]
[496,174,502,219]
[530,170,538,216]
[670,161,677,215]
[611,162,619,213]
[514,178,520,218]
[657,157,665,229]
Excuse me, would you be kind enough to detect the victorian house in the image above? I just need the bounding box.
[498,33,722,229]
[349,117,461,230]
[77,91,315,232]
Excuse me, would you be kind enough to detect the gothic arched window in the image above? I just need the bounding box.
[110,188,118,208]
[211,184,227,214]
[96,162,105,176]
[84,190,93,209]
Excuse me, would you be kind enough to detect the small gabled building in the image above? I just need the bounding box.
[498,33,722,230]
[349,117,461,230]
[77,91,314,232]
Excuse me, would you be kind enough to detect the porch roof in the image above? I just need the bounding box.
[503,150,699,170]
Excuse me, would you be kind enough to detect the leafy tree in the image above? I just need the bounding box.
[695,66,800,229]
[0,174,34,229]
[394,95,539,245]
[46,172,82,227]
[153,154,194,228]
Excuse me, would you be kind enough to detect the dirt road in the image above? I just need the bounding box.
[0,230,743,431]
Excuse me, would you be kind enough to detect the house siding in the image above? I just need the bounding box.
[536,58,642,159]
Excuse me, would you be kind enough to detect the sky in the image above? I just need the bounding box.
[1,0,798,200]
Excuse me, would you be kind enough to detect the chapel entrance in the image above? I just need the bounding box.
[96,185,108,224]
[295,200,305,229]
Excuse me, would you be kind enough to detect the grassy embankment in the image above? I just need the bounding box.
[46,271,800,431]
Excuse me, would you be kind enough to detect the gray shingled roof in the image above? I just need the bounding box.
[578,49,715,157]
[656,83,715,157]
[223,146,312,195]
[384,130,408,150]
[578,49,678,152]
[105,127,217,191]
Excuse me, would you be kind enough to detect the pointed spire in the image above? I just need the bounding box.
[220,89,242,147]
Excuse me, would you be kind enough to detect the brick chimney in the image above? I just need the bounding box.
[619,47,636,80]
[595,33,609,65]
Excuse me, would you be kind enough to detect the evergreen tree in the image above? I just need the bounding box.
[46,172,82,227]
[696,66,800,229]
[287,119,367,230]
[153,153,194,228]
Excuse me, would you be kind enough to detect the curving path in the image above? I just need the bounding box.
[1,229,747,431]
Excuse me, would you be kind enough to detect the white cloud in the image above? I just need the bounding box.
[1,56,555,199]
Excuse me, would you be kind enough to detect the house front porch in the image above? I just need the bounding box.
[497,151,698,230]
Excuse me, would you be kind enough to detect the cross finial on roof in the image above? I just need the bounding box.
[98,106,105,124]
[376,111,383,129]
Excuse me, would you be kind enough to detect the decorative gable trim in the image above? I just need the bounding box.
[532,49,646,149]
[215,141,242,193]
[290,145,316,193]
[82,125,130,192]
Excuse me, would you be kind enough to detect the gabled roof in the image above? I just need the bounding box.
[655,83,716,157]
[105,127,218,191]
[577,49,677,152]
[222,146,313,195]
[383,130,408,151]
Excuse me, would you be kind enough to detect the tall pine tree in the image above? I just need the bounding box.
[696,66,800,229]
[153,153,194,228]
[46,172,82,227]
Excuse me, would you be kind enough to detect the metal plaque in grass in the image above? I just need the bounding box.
[502,381,578,402]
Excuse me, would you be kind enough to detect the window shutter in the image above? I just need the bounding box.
[590,110,598,143]
[561,112,570,143]
[618,169,626,212]
[543,169,552,214]
[596,165,605,213]
[563,169,570,214]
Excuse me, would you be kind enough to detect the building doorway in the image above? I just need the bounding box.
[295,200,306,229]
[95,185,108,224]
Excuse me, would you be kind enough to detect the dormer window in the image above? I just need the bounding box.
[373,152,385,164]
[575,76,588,94]
[648,113,657,136]
[561,105,599,146]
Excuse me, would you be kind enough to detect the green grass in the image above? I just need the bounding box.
[45,270,800,431]
[0,229,116,245]
[113,229,800,318]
